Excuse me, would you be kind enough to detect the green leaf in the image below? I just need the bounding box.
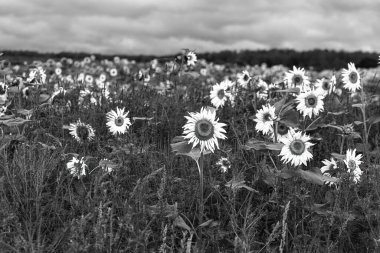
[331,152,346,160]
[173,216,191,231]
[295,167,324,185]
[327,110,346,116]
[368,115,380,126]
[182,71,200,79]
[0,117,31,127]
[276,87,300,93]
[99,159,119,169]
[352,103,365,109]
[170,136,211,162]
[243,139,283,151]
[39,94,51,103]
[225,173,258,193]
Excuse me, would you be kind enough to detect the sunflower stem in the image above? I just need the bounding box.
[360,87,369,160]
[197,152,205,239]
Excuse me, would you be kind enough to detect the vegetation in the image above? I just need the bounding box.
[0,50,379,252]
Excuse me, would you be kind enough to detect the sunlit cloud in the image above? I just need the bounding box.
[0,0,378,55]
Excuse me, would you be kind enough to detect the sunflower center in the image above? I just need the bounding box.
[0,87,6,95]
[195,119,214,141]
[217,89,225,99]
[305,95,317,108]
[293,75,302,85]
[322,81,330,90]
[349,72,358,83]
[115,116,124,127]
[243,74,249,81]
[263,112,272,122]
[347,159,356,171]
[76,126,89,141]
[277,123,289,135]
[289,139,306,155]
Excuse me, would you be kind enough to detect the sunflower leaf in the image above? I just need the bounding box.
[276,87,300,93]
[367,115,380,126]
[243,139,283,151]
[170,136,211,162]
[295,168,324,185]
[0,117,31,127]
[173,215,191,231]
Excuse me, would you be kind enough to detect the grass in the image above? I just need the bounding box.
[0,51,380,252]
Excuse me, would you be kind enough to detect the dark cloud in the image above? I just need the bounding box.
[0,0,378,55]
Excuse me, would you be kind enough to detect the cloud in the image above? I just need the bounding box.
[0,0,378,55]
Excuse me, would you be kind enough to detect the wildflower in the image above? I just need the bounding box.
[236,70,251,88]
[216,157,231,173]
[68,119,95,143]
[110,68,118,77]
[296,89,324,118]
[284,66,310,91]
[186,51,197,66]
[342,63,361,92]
[106,107,132,135]
[344,149,363,183]
[183,107,227,153]
[66,157,87,179]
[100,158,115,173]
[279,128,314,167]
[254,104,276,135]
[210,81,231,109]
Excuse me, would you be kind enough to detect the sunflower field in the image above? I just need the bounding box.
[0,51,380,252]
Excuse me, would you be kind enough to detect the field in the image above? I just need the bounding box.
[0,50,380,252]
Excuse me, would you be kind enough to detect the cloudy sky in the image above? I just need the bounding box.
[0,0,379,55]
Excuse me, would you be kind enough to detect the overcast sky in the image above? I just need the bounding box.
[0,0,379,55]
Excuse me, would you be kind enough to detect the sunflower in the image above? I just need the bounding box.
[99,73,107,83]
[186,51,197,66]
[271,121,294,143]
[315,77,334,96]
[0,82,8,104]
[27,66,46,84]
[296,89,324,118]
[254,104,276,135]
[256,79,269,100]
[236,70,251,88]
[85,75,94,84]
[106,107,132,135]
[110,68,118,77]
[284,66,310,91]
[342,62,361,92]
[66,157,87,179]
[320,157,338,187]
[183,107,227,153]
[321,157,338,174]
[69,119,95,143]
[55,67,62,76]
[210,81,231,109]
[279,128,314,167]
[344,149,363,183]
